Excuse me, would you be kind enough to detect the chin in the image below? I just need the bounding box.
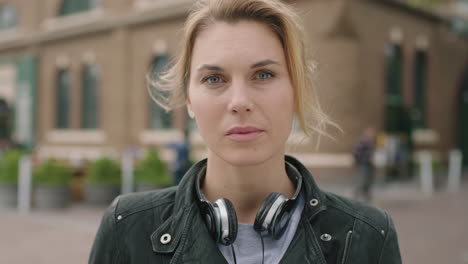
[212,147,279,167]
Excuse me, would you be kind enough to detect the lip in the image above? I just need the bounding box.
[226,126,264,142]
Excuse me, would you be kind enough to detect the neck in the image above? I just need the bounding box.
[202,151,295,224]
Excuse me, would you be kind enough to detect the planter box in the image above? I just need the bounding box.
[35,185,70,209]
[0,183,17,209]
[84,184,120,206]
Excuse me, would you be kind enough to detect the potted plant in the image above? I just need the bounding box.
[134,150,172,192]
[0,150,22,208]
[33,159,72,209]
[84,157,121,205]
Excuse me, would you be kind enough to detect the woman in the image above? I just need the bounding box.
[89,0,402,263]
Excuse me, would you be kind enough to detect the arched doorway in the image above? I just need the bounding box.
[458,68,468,167]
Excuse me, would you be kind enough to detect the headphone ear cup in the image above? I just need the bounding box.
[254,192,283,233]
[200,201,219,241]
[270,200,294,239]
[202,198,238,246]
[221,199,238,245]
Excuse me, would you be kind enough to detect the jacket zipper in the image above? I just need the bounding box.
[341,230,353,264]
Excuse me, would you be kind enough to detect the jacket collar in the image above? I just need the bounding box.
[151,155,327,260]
[283,155,327,220]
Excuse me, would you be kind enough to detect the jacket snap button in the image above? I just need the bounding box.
[309,199,319,207]
[381,230,385,235]
[160,234,172,244]
[320,233,332,241]
[117,215,122,221]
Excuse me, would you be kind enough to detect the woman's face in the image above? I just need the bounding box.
[187,20,294,166]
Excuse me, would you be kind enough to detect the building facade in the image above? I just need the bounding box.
[0,0,467,170]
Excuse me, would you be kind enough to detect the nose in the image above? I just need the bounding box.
[228,80,253,114]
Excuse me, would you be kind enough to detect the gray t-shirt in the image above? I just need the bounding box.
[218,192,305,264]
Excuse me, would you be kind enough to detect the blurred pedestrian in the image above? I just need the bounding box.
[353,126,377,202]
[166,142,192,185]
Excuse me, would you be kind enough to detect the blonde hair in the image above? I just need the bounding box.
[148,0,337,138]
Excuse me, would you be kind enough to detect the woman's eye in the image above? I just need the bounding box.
[203,75,223,84]
[256,71,274,80]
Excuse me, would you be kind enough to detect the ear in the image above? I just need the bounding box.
[186,98,195,119]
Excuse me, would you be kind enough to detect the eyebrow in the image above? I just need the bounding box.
[196,59,280,72]
[250,59,280,69]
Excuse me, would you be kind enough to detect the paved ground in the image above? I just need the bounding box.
[379,188,468,264]
[1,179,467,264]
[0,205,103,264]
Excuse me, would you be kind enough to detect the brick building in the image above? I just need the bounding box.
[0,0,467,170]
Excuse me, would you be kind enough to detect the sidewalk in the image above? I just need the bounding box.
[0,205,103,264]
[375,182,468,264]
[1,180,467,264]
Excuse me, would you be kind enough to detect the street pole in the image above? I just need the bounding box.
[121,152,134,194]
[447,149,462,193]
[18,155,32,215]
[419,151,433,196]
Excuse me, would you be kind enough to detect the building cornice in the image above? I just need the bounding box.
[0,0,192,51]
[367,0,450,25]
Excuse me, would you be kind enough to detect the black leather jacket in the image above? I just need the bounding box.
[89,156,402,263]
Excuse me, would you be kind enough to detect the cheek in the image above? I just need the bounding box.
[269,86,295,120]
[269,89,295,139]
[190,93,223,130]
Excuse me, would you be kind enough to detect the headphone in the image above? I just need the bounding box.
[195,161,303,246]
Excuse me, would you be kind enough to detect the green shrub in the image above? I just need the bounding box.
[134,150,172,187]
[33,159,72,186]
[432,159,445,176]
[87,157,121,185]
[0,150,23,184]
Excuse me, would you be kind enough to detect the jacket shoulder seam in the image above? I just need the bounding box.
[327,202,386,234]
[116,198,174,221]
[378,211,391,264]
[111,196,122,262]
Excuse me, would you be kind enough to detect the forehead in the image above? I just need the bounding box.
[191,20,285,67]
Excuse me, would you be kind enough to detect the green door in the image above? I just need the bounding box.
[458,70,468,167]
[384,44,404,133]
[412,50,427,129]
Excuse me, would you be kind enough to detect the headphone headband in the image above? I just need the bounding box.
[284,161,303,203]
[195,160,303,245]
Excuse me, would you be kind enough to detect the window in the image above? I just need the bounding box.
[82,64,99,129]
[149,55,172,130]
[56,69,71,129]
[384,44,404,133]
[0,4,17,31]
[412,50,428,128]
[59,0,99,16]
